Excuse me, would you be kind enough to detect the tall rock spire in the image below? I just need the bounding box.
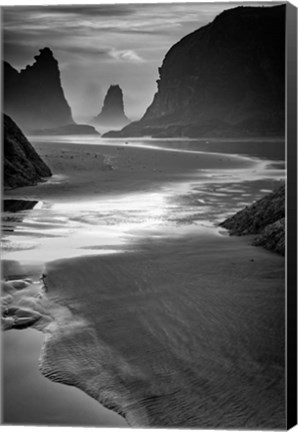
[93,85,130,128]
[3,47,74,132]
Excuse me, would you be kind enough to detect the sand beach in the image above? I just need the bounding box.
[1,136,285,428]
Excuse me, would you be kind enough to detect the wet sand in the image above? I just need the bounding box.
[2,234,285,428]
[2,137,285,428]
[5,138,257,201]
[2,329,127,426]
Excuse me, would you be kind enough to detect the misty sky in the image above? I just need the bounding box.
[3,2,272,122]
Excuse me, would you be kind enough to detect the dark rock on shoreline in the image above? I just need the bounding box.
[3,114,52,189]
[31,123,100,136]
[252,217,285,255]
[93,85,130,128]
[105,5,285,138]
[220,184,285,255]
[3,200,38,213]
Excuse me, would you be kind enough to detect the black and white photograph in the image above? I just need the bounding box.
[0,0,297,429]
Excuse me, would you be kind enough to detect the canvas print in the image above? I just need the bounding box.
[1,1,292,429]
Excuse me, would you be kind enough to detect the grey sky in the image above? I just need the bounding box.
[2,2,274,122]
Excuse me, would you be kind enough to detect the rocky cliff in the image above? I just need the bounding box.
[3,48,74,132]
[220,184,285,255]
[93,85,129,128]
[105,5,285,138]
[3,114,52,189]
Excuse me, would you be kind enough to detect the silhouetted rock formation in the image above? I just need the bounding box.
[2,200,39,235]
[3,200,39,213]
[3,48,74,132]
[105,5,285,138]
[31,123,99,136]
[93,85,129,128]
[252,217,285,255]
[220,184,285,255]
[3,114,52,189]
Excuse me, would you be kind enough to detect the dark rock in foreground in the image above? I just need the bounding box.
[31,123,100,136]
[3,199,38,213]
[93,85,130,128]
[252,217,285,255]
[105,5,285,138]
[220,185,285,235]
[3,114,52,189]
[220,185,285,255]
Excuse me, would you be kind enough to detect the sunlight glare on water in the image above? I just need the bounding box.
[2,190,179,263]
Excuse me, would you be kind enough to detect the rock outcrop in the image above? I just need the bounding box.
[93,85,129,128]
[31,123,99,136]
[220,184,285,255]
[3,48,74,132]
[3,114,52,189]
[105,5,285,138]
[252,218,285,255]
[3,200,39,213]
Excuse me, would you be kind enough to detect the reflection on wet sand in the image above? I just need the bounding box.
[3,329,127,426]
[2,138,286,428]
[2,154,284,265]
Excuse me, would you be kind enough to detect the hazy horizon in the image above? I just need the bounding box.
[3,2,276,122]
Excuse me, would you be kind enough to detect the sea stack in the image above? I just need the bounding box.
[93,85,130,128]
[104,5,285,138]
[3,114,52,188]
[3,47,74,132]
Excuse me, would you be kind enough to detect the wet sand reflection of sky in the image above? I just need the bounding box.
[2,151,284,264]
